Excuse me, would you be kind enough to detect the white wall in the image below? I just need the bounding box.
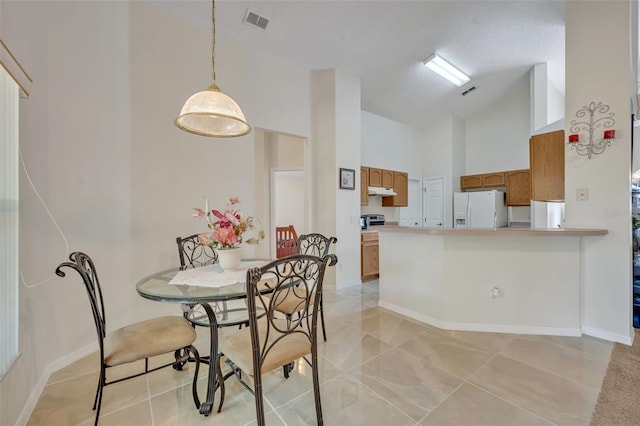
[311,69,361,289]
[0,1,318,424]
[465,75,531,174]
[565,0,634,344]
[274,171,305,234]
[360,111,423,221]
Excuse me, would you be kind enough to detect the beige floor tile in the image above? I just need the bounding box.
[277,375,415,425]
[48,352,100,385]
[349,348,463,421]
[500,337,609,389]
[523,334,613,361]
[28,370,148,426]
[362,314,438,347]
[420,382,554,426]
[77,400,153,426]
[29,282,615,426]
[469,354,599,426]
[258,356,343,409]
[437,330,517,354]
[398,332,492,380]
[319,325,393,369]
[151,378,269,426]
[147,359,208,397]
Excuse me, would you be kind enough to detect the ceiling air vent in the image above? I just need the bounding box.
[243,10,269,31]
[461,86,477,96]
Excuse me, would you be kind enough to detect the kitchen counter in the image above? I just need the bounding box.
[377,225,608,236]
[376,225,608,338]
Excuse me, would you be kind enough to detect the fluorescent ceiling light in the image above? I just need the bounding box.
[423,54,470,87]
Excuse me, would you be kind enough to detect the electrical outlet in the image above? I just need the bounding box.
[576,188,589,201]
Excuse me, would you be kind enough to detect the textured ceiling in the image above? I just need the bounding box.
[152,0,565,130]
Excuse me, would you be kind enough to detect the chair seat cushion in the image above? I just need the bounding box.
[104,316,196,366]
[220,318,310,376]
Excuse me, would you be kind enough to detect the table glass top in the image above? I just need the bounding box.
[136,259,270,303]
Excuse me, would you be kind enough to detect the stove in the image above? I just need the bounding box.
[361,214,385,226]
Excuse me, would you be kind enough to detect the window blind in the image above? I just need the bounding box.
[0,66,20,379]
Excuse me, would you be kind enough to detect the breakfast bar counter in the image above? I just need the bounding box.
[376,225,608,337]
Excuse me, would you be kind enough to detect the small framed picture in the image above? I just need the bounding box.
[339,168,355,190]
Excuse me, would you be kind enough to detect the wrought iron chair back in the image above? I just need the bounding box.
[176,234,218,270]
[297,233,338,257]
[220,253,337,426]
[55,251,200,425]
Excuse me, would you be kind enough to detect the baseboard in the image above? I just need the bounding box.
[379,300,582,337]
[581,326,634,345]
[15,341,97,426]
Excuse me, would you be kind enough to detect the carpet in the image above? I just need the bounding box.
[591,329,640,425]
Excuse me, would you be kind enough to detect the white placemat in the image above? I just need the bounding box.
[169,261,266,288]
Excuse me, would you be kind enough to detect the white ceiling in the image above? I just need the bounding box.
[152,0,566,130]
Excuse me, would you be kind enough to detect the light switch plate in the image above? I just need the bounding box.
[576,188,589,201]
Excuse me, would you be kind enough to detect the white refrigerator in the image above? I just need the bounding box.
[453,190,508,228]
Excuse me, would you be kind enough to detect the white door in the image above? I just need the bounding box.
[423,177,445,228]
[400,178,422,226]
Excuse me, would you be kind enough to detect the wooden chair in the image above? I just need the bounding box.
[218,254,337,426]
[55,252,201,425]
[275,225,298,258]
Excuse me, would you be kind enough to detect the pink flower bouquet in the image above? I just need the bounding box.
[193,196,264,249]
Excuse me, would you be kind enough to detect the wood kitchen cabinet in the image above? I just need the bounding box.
[461,172,505,190]
[360,167,369,206]
[361,232,379,281]
[382,171,408,207]
[506,169,531,206]
[369,168,382,187]
[382,169,394,188]
[460,174,483,190]
[481,172,505,187]
[530,130,564,201]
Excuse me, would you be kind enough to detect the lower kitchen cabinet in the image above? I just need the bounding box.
[361,232,379,281]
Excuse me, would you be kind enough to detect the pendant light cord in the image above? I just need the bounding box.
[211,0,216,85]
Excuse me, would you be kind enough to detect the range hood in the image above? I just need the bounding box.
[368,186,397,197]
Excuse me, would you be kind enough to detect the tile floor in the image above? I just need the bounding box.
[28,281,613,426]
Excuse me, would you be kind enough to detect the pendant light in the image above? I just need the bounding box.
[175,0,251,137]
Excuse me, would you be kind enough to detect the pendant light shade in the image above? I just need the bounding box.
[175,83,251,137]
[175,0,251,138]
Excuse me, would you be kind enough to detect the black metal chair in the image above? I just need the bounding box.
[218,254,337,426]
[272,233,337,343]
[55,251,201,426]
[176,234,256,329]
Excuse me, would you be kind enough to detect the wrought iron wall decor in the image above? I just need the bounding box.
[568,101,616,159]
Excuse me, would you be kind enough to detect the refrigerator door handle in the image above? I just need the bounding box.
[466,196,471,227]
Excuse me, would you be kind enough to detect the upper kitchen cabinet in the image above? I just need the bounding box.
[506,169,531,206]
[369,168,383,187]
[460,172,504,190]
[482,172,505,187]
[382,169,394,188]
[361,167,369,206]
[460,174,483,190]
[382,171,409,207]
[530,130,564,201]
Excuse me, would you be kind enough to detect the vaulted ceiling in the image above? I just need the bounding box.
[152,0,565,130]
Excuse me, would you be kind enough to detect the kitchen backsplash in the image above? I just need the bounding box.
[361,195,399,222]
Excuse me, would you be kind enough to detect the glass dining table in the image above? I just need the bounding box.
[135,259,270,416]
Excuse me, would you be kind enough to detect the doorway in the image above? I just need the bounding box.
[272,169,305,258]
